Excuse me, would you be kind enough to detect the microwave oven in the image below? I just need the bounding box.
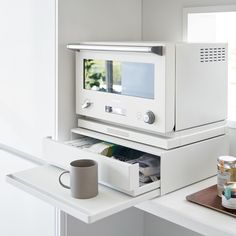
[67,42,227,146]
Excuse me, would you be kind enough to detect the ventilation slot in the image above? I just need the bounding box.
[200,47,226,63]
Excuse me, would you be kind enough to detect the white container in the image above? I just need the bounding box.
[222,182,236,210]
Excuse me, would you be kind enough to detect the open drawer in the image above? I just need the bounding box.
[6,165,160,223]
[42,128,229,196]
[42,132,161,196]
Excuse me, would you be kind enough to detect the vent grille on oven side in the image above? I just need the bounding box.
[200,47,226,63]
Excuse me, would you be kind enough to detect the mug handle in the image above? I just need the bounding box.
[59,171,70,189]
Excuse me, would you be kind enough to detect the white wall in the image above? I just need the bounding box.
[142,0,236,41]
[57,0,142,141]
[0,0,55,158]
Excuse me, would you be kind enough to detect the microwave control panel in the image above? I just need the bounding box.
[82,99,156,125]
[104,105,155,124]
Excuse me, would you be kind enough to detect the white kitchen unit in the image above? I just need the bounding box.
[6,39,229,226]
[3,1,233,236]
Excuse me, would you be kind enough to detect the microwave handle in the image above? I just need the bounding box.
[67,44,163,56]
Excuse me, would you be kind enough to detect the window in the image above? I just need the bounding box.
[183,6,236,121]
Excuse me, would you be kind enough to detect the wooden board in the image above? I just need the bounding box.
[186,185,236,218]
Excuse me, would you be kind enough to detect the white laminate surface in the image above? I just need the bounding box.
[7,165,160,224]
[137,177,236,236]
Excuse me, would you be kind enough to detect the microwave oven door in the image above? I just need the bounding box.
[75,47,175,135]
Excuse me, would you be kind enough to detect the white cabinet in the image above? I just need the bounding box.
[0,0,55,157]
[0,150,55,236]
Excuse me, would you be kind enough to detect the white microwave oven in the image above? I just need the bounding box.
[68,42,227,138]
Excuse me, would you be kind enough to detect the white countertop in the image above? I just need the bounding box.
[137,177,236,236]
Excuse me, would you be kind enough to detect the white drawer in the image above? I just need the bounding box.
[42,137,161,196]
[42,130,229,196]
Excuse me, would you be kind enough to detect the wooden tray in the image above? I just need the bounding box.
[186,184,236,218]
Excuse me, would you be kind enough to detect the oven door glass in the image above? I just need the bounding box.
[84,59,155,99]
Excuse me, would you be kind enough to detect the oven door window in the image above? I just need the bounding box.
[84,59,154,99]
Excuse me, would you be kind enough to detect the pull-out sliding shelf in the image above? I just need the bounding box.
[6,131,228,224]
[6,165,160,223]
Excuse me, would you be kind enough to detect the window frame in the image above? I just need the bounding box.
[183,5,236,40]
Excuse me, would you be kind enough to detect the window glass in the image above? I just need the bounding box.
[84,59,154,99]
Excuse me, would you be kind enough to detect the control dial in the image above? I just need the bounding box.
[143,111,155,124]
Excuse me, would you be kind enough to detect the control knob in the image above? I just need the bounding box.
[143,111,155,124]
[82,100,92,109]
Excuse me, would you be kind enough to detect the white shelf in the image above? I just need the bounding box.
[6,165,160,224]
[136,177,236,236]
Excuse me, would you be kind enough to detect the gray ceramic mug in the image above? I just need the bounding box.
[59,159,98,199]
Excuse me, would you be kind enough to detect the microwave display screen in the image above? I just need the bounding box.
[83,59,154,99]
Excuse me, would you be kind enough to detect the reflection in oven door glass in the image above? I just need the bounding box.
[84,59,154,99]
